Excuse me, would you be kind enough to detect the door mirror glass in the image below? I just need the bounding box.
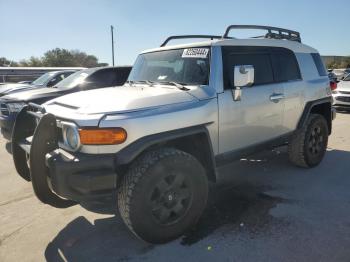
[233,65,254,87]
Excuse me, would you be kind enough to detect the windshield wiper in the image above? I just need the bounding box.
[126,80,154,86]
[134,80,154,86]
[156,81,190,91]
[126,80,135,86]
[127,80,190,91]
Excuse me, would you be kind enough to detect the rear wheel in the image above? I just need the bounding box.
[118,148,208,244]
[288,114,328,168]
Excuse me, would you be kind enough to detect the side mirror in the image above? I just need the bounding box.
[232,65,254,101]
[233,65,254,87]
[47,78,56,87]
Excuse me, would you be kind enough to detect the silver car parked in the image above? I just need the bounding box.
[333,73,350,111]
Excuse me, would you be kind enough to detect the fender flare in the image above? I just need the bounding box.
[115,124,217,181]
[297,97,332,132]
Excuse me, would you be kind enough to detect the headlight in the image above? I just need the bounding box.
[63,124,80,151]
[7,102,27,113]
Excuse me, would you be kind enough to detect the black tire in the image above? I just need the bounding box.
[118,147,208,244]
[288,114,328,168]
[12,145,31,181]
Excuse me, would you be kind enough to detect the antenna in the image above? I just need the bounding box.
[111,25,115,66]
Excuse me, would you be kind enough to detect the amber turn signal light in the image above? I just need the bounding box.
[79,128,127,145]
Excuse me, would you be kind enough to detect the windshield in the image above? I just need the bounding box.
[32,72,55,86]
[344,74,350,81]
[128,47,210,86]
[55,68,95,90]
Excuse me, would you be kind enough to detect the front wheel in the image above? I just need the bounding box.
[118,148,208,244]
[288,114,328,168]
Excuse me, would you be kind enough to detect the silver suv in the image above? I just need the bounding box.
[11,25,334,244]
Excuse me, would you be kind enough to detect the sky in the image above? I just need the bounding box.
[0,0,349,66]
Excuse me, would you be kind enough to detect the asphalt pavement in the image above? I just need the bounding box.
[0,113,350,262]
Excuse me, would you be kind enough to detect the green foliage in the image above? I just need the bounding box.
[0,57,18,66]
[1,48,107,68]
[326,56,350,69]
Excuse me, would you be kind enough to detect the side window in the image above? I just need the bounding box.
[63,72,74,78]
[222,46,274,89]
[112,67,131,85]
[270,48,301,82]
[311,53,327,76]
[47,73,66,87]
[88,69,116,88]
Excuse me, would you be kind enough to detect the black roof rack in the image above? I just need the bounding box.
[160,35,223,47]
[223,25,301,43]
[160,25,301,47]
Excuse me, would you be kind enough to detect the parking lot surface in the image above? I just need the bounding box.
[0,113,350,262]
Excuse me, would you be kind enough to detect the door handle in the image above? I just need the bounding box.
[270,94,285,103]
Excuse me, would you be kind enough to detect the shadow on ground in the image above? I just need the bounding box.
[44,182,287,261]
[43,147,350,261]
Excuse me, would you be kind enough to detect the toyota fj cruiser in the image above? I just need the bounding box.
[11,25,334,244]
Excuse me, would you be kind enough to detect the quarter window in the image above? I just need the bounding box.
[311,53,327,76]
[270,48,301,82]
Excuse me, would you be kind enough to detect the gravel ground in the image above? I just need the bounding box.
[0,113,350,262]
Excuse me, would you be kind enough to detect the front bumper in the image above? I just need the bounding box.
[12,105,120,206]
[45,149,117,202]
[332,93,350,110]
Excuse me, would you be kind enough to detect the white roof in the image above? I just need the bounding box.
[142,38,318,54]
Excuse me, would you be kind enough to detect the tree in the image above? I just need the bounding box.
[20,56,43,67]
[41,48,104,67]
[42,48,77,67]
[1,48,107,68]
[0,57,18,67]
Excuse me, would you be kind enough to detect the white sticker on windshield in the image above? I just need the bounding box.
[158,75,167,80]
[182,48,209,58]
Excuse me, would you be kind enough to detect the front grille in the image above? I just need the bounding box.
[336,96,350,102]
[339,91,350,95]
[0,103,9,116]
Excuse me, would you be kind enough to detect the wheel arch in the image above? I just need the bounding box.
[297,98,332,135]
[115,125,217,183]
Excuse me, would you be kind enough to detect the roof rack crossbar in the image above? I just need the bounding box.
[223,25,301,43]
[160,35,223,47]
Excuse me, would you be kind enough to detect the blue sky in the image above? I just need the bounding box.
[0,0,349,66]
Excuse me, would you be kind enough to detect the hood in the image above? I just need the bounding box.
[4,87,61,101]
[0,83,32,95]
[337,80,350,92]
[45,85,200,114]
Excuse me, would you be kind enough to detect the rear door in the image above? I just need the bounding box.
[218,46,285,154]
[270,47,303,132]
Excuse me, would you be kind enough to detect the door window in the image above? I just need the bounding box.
[222,46,274,89]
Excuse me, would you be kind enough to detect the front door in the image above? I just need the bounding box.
[218,46,285,154]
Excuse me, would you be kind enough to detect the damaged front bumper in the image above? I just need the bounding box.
[45,149,117,202]
[12,104,118,207]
